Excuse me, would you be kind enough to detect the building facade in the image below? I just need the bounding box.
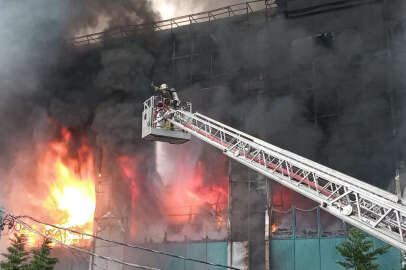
[71,0,406,269]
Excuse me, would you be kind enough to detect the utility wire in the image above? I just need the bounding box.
[17,215,240,270]
[10,216,160,270]
[70,247,108,270]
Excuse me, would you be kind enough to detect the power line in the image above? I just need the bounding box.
[9,216,160,270]
[69,247,108,270]
[17,214,240,270]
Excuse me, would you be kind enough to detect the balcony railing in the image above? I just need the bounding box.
[70,0,277,46]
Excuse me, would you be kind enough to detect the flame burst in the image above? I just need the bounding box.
[25,128,96,246]
[164,161,228,229]
[118,153,228,237]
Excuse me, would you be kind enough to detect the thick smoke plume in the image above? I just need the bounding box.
[1,3,406,268]
[70,0,158,35]
[151,0,245,19]
[0,0,160,245]
[0,0,233,253]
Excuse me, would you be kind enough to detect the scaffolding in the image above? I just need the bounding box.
[70,0,277,46]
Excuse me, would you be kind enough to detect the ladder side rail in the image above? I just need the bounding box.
[184,110,406,218]
[173,109,402,213]
[193,112,397,202]
[168,109,406,250]
[186,111,399,208]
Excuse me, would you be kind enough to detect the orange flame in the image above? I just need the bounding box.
[24,128,96,247]
[164,161,228,227]
[117,154,228,234]
[118,155,139,236]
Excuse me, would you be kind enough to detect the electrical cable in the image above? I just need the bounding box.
[14,214,240,270]
[69,246,108,270]
[295,206,320,212]
[8,216,160,270]
[271,206,320,214]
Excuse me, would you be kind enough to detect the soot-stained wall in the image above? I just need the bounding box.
[57,0,404,199]
[161,0,405,190]
[135,1,406,268]
[8,0,405,268]
[60,1,406,268]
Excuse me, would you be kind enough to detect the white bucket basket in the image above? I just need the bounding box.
[142,96,191,144]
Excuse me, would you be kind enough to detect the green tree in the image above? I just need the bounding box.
[336,227,390,270]
[28,238,57,270]
[0,233,30,270]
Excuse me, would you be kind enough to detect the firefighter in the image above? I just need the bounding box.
[151,82,173,130]
[151,82,180,108]
[151,82,171,103]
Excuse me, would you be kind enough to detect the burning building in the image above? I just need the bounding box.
[1,0,406,269]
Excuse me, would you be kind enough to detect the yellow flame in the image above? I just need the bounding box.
[19,128,96,247]
[39,160,95,246]
[47,161,95,228]
[16,128,95,247]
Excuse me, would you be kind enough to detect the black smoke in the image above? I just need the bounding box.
[0,0,161,235]
[2,2,406,268]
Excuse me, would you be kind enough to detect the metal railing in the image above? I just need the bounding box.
[71,0,277,46]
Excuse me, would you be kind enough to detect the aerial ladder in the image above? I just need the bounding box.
[142,95,406,251]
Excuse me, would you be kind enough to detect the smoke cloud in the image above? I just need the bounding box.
[151,0,245,19]
[0,0,233,257]
[0,0,161,244]
[1,3,405,270]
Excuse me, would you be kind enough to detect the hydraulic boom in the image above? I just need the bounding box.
[142,96,406,251]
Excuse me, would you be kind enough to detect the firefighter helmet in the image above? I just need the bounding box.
[160,83,168,90]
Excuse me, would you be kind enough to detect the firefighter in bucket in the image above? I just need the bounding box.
[151,82,181,130]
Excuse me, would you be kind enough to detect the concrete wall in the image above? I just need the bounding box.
[229,162,267,270]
